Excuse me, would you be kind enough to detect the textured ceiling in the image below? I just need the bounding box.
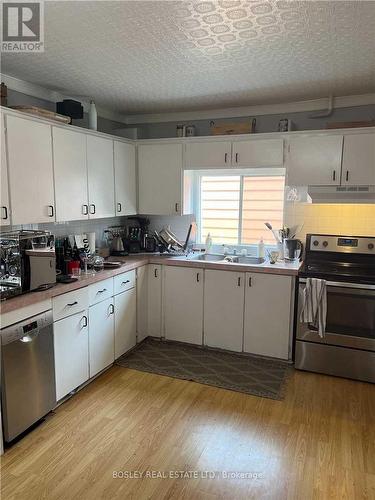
[2,0,375,115]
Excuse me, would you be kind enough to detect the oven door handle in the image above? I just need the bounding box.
[299,278,375,291]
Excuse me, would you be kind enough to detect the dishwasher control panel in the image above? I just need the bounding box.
[1,310,53,345]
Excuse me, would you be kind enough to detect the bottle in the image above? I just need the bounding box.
[88,100,97,130]
[258,237,265,258]
[205,233,212,254]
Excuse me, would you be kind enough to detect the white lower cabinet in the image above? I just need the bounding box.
[89,297,115,377]
[136,265,149,343]
[148,264,163,337]
[114,287,137,358]
[54,311,89,401]
[204,270,245,352]
[243,273,292,359]
[164,266,203,344]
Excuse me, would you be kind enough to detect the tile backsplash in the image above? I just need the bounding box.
[285,203,375,239]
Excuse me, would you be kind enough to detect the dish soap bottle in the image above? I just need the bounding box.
[258,237,265,258]
[205,233,212,254]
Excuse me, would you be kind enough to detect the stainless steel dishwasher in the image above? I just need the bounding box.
[1,310,56,442]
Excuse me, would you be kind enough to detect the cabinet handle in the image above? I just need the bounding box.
[332,170,336,181]
[67,301,78,307]
[81,315,88,328]
[122,280,130,285]
[346,170,349,182]
[175,202,179,213]
[97,288,107,294]
[154,268,158,278]
[48,205,54,217]
[237,277,241,286]
[196,272,200,283]
[82,204,89,215]
[117,202,122,213]
[248,276,252,287]
[224,152,228,163]
[2,206,8,220]
[235,153,239,163]
[89,204,96,214]
[109,304,115,315]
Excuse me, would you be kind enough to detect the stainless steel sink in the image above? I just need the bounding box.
[189,254,225,262]
[188,254,265,265]
[234,256,265,265]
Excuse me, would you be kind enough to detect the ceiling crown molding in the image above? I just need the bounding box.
[123,94,375,124]
[1,74,128,124]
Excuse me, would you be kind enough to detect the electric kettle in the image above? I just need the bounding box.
[284,238,303,261]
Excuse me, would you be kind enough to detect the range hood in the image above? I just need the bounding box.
[307,185,375,203]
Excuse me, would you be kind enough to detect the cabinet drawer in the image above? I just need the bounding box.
[114,270,136,295]
[53,287,89,321]
[88,278,114,306]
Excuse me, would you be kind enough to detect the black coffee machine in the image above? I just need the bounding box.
[124,217,153,253]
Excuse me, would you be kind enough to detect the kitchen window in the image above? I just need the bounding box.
[191,169,285,245]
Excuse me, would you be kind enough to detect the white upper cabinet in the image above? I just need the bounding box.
[286,135,343,186]
[164,266,204,345]
[6,115,55,224]
[138,143,183,215]
[87,135,115,219]
[0,112,10,226]
[114,140,137,215]
[204,270,245,352]
[232,139,284,167]
[185,141,232,168]
[53,127,89,222]
[342,133,375,185]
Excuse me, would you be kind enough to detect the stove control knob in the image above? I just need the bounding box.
[313,240,319,246]
[368,243,374,250]
[322,241,328,247]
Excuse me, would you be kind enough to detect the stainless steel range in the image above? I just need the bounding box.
[295,234,375,383]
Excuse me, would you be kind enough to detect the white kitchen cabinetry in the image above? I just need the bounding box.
[114,140,137,215]
[136,265,149,342]
[54,311,89,401]
[148,264,163,337]
[6,114,55,224]
[52,127,89,222]
[204,270,245,352]
[342,133,375,186]
[232,139,283,167]
[89,297,115,377]
[0,112,10,226]
[87,135,115,219]
[114,287,137,358]
[164,266,203,344]
[185,141,232,168]
[286,135,343,186]
[243,273,292,360]
[138,143,183,215]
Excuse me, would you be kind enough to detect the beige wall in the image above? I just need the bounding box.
[285,203,375,240]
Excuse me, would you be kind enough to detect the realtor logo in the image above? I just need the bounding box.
[2,1,44,52]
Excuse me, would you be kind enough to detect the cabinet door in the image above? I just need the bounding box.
[89,297,115,377]
[204,270,245,352]
[148,264,162,338]
[54,311,89,401]
[342,133,375,185]
[53,127,88,222]
[286,135,343,186]
[185,141,231,168]
[232,139,283,167]
[87,135,115,218]
[0,113,10,226]
[114,287,136,358]
[136,265,149,342]
[164,266,203,344]
[6,115,55,224]
[138,143,183,215]
[244,273,292,359]
[114,141,137,216]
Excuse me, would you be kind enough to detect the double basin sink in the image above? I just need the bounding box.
[187,253,265,265]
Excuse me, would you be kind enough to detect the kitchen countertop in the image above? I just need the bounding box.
[0,254,301,315]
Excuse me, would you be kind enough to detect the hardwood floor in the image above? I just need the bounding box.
[1,366,374,500]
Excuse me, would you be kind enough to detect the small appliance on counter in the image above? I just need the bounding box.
[124,217,151,253]
[0,231,56,300]
[104,227,128,256]
[284,238,303,261]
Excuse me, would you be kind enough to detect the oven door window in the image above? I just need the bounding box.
[321,287,375,339]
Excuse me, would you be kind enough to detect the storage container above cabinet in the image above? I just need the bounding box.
[138,143,183,215]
